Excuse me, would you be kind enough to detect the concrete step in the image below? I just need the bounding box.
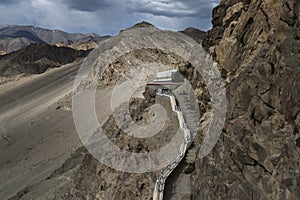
[185,149,197,164]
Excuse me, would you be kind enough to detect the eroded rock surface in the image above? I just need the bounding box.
[192,0,300,199]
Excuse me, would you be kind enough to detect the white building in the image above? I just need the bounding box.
[154,69,178,82]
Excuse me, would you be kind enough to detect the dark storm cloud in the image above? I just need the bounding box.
[0,0,219,35]
[0,0,19,5]
[127,0,218,18]
[62,0,112,12]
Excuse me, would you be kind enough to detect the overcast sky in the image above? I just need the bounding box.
[0,0,220,36]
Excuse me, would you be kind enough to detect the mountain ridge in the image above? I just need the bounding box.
[0,43,89,78]
[0,24,205,54]
[0,25,109,54]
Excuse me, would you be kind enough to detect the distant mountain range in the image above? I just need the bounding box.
[0,25,110,54]
[0,24,206,55]
[0,23,206,79]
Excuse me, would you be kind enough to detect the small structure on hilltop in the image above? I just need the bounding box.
[147,64,186,90]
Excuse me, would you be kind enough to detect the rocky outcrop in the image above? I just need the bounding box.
[191,0,300,199]
[55,35,110,51]
[180,27,206,43]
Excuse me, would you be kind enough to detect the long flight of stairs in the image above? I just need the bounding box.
[162,84,200,200]
[174,83,200,139]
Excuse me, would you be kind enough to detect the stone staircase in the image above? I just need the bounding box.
[153,83,201,200]
[174,84,200,139]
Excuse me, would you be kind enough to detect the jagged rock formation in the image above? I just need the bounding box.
[0,25,108,54]
[0,43,89,76]
[191,0,300,199]
[55,35,110,51]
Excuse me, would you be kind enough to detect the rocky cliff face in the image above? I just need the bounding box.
[191,0,300,199]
